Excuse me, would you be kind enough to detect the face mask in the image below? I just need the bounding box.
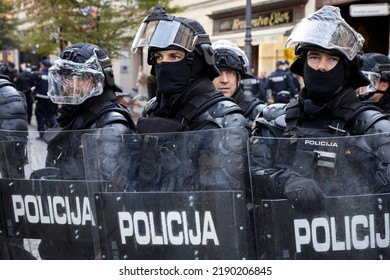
[303,60,345,102]
[154,59,191,96]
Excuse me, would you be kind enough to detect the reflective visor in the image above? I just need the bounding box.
[131,20,198,53]
[285,6,364,61]
[360,71,381,93]
[48,55,104,105]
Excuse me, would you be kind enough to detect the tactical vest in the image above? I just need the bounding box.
[137,90,245,133]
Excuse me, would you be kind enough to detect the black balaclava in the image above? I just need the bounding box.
[154,50,205,97]
[303,57,346,103]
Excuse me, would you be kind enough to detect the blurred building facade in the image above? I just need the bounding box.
[5,0,390,92]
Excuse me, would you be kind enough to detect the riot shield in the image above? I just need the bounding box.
[0,129,110,259]
[250,133,390,259]
[82,127,255,259]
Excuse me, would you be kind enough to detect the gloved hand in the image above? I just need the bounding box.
[284,176,325,213]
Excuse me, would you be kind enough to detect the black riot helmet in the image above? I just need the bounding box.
[48,43,122,105]
[131,5,220,80]
[212,39,253,79]
[358,53,390,97]
[361,53,390,82]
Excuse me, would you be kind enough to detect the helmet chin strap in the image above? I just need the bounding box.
[186,52,195,84]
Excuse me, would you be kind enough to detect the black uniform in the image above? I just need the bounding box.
[15,69,35,124]
[253,87,390,198]
[264,68,298,103]
[0,74,32,259]
[231,86,266,128]
[36,43,136,260]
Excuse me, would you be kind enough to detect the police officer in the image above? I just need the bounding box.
[212,39,266,128]
[0,64,32,259]
[15,63,34,124]
[358,52,390,114]
[36,43,136,259]
[264,59,298,104]
[33,59,57,139]
[251,6,390,213]
[132,6,248,133]
[131,6,250,192]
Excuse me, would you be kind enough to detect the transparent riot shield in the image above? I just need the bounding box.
[82,127,256,259]
[0,129,109,259]
[250,132,390,259]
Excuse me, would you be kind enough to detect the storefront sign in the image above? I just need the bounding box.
[350,3,389,17]
[217,10,293,33]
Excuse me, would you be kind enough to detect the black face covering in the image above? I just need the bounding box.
[303,59,346,102]
[154,58,192,96]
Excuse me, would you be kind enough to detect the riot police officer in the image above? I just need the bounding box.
[251,5,390,213]
[36,43,136,259]
[0,65,31,259]
[212,39,266,128]
[131,6,250,195]
[131,6,248,133]
[358,52,390,114]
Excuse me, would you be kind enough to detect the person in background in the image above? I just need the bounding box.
[7,61,18,82]
[32,59,57,139]
[241,65,266,102]
[284,59,301,99]
[36,42,136,260]
[136,64,148,97]
[264,59,298,104]
[212,39,266,128]
[15,63,35,124]
[258,69,268,102]
[358,52,390,114]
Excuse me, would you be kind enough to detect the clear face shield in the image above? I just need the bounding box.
[131,19,199,53]
[356,71,381,98]
[48,54,105,105]
[285,6,364,61]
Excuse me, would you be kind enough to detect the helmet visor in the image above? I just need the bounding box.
[48,55,104,105]
[285,6,364,61]
[358,71,381,95]
[131,19,198,53]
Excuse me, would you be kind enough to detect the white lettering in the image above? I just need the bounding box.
[312,217,330,252]
[304,139,338,148]
[118,212,133,244]
[11,195,95,226]
[294,219,311,253]
[117,210,219,246]
[133,211,150,245]
[294,213,390,252]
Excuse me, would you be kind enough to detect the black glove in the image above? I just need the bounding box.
[284,176,325,213]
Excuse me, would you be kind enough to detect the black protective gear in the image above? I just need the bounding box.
[252,86,390,199]
[214,47,252,79]
[39,87,135,260]
[132,5,220,81]
[139,77,249,131]
[0,76,28,179]
[154,58,192,96]
[0,75,31,259]
[303,58,346,102]
[361,52,390,81]
[284,176,325,213]
[231,86,266,128]
[290,48,369,90]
